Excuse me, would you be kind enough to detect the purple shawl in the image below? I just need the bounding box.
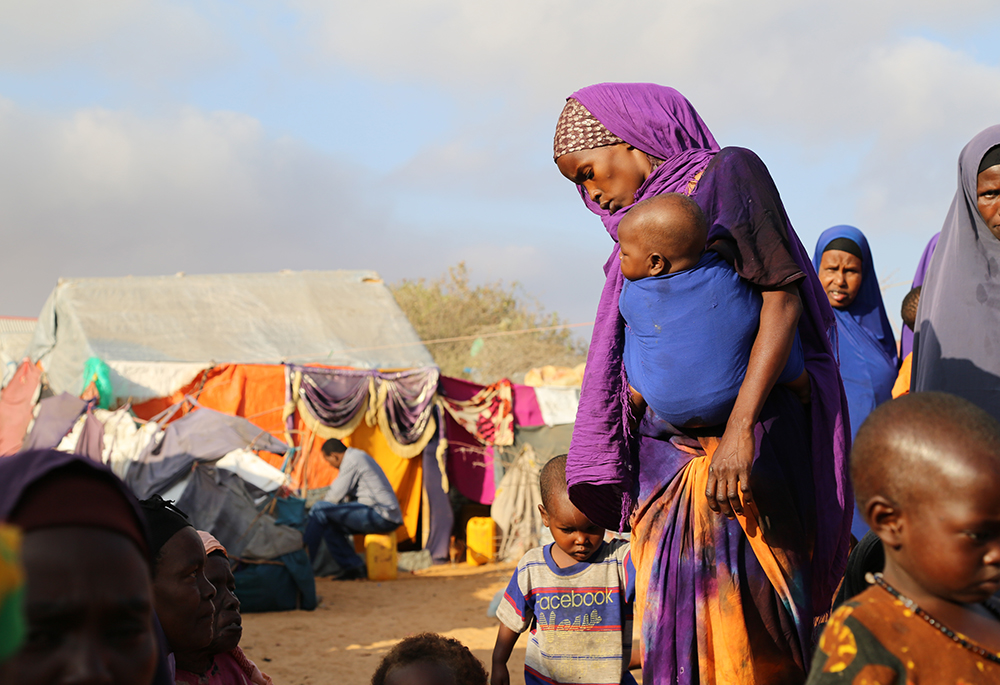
[564,84,718,517]
[898,232,940,360]
[562,83,852,613]
[913,125,1000,420]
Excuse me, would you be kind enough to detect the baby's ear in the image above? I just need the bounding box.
[867,496,903,548]
[538,503,549,526]
[649,253,666,276]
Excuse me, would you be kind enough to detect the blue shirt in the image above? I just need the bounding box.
[323,448,402,525]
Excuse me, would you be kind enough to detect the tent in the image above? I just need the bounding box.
[23,270,450,558]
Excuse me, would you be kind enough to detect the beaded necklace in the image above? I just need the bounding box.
[866,572,1000,665]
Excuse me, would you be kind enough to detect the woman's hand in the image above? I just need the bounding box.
[706,284,803,518]
[706,421,755,518]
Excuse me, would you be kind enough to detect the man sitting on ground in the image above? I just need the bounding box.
[304,439,403,580]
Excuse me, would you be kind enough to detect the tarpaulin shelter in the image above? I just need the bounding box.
[24,270,448,555]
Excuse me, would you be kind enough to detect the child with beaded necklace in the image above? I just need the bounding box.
[807,392,1000,683]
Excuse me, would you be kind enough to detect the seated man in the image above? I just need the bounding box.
[304,439,403,580]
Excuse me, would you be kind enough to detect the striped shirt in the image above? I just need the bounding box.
[496,540,636,685]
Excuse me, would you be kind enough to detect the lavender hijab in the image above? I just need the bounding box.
[560,83,852,613]
[913,125,1000,420]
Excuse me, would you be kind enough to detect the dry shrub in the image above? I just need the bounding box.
[390,263,587,382]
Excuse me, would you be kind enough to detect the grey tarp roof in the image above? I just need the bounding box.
[27,270,434,396]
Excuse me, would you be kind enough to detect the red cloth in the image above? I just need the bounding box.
[0,361,41,456]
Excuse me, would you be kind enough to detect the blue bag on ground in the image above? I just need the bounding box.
[234,549,317,613]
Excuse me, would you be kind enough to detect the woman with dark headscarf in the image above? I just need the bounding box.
[554,83,851,684]
[174,531,273,685]
[0,450,173,685]
[813,226,897,540]
[813,226,898,436]
[913,125,1000,420]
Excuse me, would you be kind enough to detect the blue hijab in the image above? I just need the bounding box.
[814,226,897,540]
[812,226,898,440]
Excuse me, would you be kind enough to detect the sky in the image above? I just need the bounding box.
[2,0,999,344]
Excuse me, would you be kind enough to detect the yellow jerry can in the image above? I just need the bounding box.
[364,533,398,581]
[466,517,497,566]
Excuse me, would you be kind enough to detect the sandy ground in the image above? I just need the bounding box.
[240,562,528,685]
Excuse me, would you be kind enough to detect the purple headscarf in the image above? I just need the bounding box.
[560,83,851,614]
[913,125,1000,420]
[898,232,940,360]
[561,84,719,522]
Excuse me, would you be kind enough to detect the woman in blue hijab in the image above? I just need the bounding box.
[813,226,898,538]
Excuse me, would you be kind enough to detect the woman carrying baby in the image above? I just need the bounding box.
[554,83,852,684]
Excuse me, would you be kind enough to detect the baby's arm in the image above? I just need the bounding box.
[491,625,520,685]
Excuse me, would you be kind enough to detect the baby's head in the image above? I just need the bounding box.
[852,392,1000,604]
[370,633,488,685]
[539,455,605,563]
[900,286,921,332]
[617,193,708,281]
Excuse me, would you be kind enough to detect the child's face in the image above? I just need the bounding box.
[540,494,605,563]
[618,231,657,281]
[888,466,1000,604]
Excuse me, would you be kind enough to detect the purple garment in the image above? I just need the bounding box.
[75,410,106,463]
[913,126,1000,420]
[564,84,719,524]
[560,83,851,619]
[19,392,86,452]
[898,232,940,360]
[289,365,438,449]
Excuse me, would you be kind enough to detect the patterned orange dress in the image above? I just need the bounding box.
[808,584,1000,684]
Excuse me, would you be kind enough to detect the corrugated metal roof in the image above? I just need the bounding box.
[0,317,37,334]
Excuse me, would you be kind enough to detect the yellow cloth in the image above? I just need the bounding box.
[892,353,912,399]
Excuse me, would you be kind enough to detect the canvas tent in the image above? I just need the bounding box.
[23,270,451,558]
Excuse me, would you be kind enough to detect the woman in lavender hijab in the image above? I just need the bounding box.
[913,125,1000,420]
[553,83,851,684]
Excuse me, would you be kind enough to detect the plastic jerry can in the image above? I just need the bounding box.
[466,517,497,566]
[364,533,398,581]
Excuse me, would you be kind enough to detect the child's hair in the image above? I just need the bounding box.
[622,193,708,253]
[370,633,488,685]
[900,286,921,330]
[539,455,568,510]
[851,392,1000,511]
[322,438,348,456]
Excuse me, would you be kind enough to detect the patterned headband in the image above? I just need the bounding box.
[553,98,624,160]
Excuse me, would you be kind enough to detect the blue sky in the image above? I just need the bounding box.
[2,0,999,346]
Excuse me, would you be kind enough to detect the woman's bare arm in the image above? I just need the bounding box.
[705,283,803,519]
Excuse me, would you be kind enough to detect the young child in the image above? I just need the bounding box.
[807,392,1000,682]
[617,193,810,427]
[491,456,636,685]
[891,286,921,398]
[371,633,488,685]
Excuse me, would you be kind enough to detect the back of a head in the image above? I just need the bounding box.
[322,438,347,456]
[622,193,708,261]
[539,455,569,510]
[900,286,921,331]
[370,633,488,685]
[852,392,1000,512]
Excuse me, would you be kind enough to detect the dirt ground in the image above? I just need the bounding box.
[240,562,527,685]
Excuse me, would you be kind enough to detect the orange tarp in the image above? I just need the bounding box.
[132,363,422,542]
